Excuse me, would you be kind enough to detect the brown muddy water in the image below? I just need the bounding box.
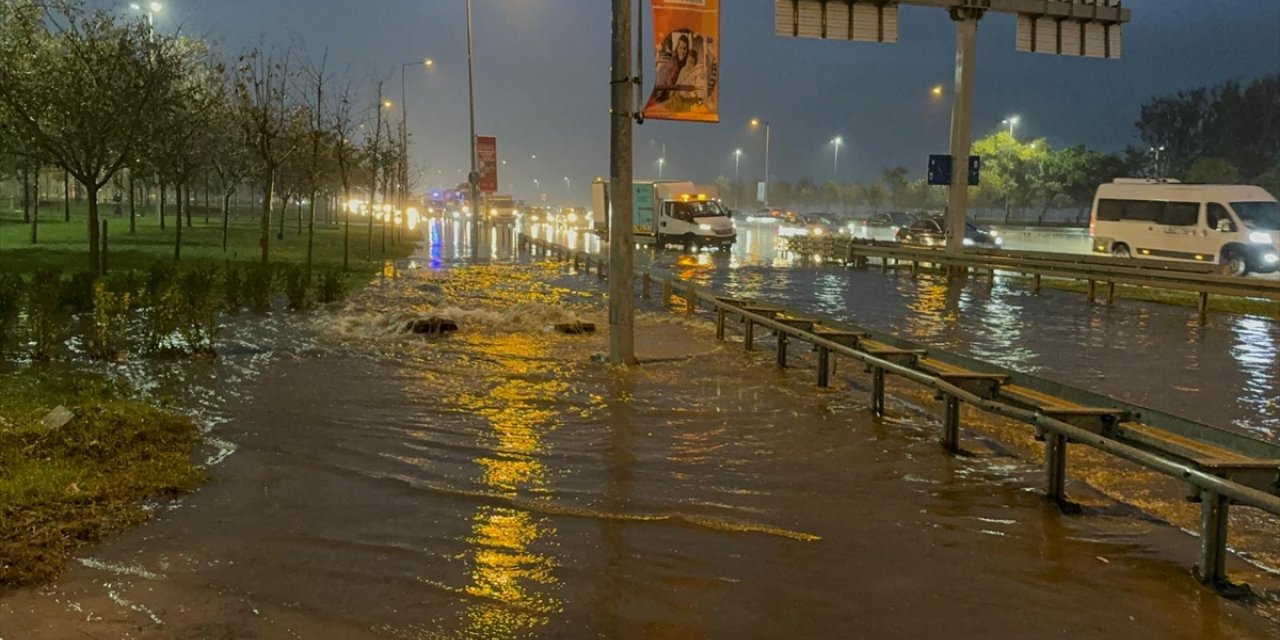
[2,228,1278,639]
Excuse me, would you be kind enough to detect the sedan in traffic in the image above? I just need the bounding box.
[895,216,1003,249]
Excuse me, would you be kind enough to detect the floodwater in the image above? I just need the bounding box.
[530,220,1280,440]
[3,220,1279,639]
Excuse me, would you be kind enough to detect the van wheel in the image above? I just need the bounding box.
[683,234,696,252]
[1219,251,1248,277]
[1111,244,1131,259]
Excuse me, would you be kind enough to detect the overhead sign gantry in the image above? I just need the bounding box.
[774,0,1132,256]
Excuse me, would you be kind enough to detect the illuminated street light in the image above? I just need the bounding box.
[657,156,665,181]
[931,85,944,98]
[1002,115,1020,138]
[733,149,743,208]
[749,118,771,206]
[831,136,843,180]
[130,1,161,30]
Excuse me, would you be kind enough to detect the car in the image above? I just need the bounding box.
[848,210,921,241]
[895,216,1003,249]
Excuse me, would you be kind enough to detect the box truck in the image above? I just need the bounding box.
[591,180,736,250]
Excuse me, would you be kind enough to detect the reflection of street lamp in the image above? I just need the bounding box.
[830,136,843,180]
[750,118,771,206]
[1002,115,1020,138]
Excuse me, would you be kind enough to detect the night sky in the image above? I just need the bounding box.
[134,0,1279,205]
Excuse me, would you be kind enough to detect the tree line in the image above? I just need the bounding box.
[723,73,1279,222]
[0,0,409,274]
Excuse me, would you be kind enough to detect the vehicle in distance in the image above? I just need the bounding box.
[1089,179,1279,276]
[896,215,1002,249]
[591,180,736,250]
[848,211,921,241]
[779,213,836,237]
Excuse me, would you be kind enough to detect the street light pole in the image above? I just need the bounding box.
[609,0,636,365]
[733,148,742,209]
[465,0,480,245]
[831,136,843,180]
[1002,115,1019,138]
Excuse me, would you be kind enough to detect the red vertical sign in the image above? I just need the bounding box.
[476,135,498,194]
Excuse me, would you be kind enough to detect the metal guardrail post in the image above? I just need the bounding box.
[642,272,651,298]
[744,318,755,351]
[685,286,696,313]
[871,367,886,415]
[715,307,726,340]
[817,345,830,387]
[776,332,788,367]
[1045,433,1069,504]
[661,279,672,308]
[1106,281,1116,305]
[1198,491,1230,585]
[1087,279,1097,302]
[1198,292,1210,316]
[942,395,961,453]
[597,258,606,279]
[1033,273,1042,295]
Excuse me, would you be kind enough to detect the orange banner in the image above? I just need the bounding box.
[643,0,720,123]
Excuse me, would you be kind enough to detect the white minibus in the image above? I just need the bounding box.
[1090,179,1279,275]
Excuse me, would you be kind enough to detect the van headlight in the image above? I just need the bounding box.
[1249,231,1272,243]
[812,228,824,236]
[698,223,712,231]
[962,238,974,247]
[1265,253,1279,265]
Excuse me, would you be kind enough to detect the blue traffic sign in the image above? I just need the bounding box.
[927,154,980,186]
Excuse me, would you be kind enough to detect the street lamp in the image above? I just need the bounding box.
[750,118,771,207]
[399,57,433,229]
[733,148,743,209]
[931,85,944,99]
[130,2,162,30]
[1002,115,1020,138]
[657,157,665,181]
[830,136,843,180]
[563,176,571,195]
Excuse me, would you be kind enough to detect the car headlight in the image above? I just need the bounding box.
[812,228,824,236]
[1265,253,1279,265]
[698,223,712,231]
[568,213,578,223]
[989,230,999,237]
[962,237,974,246]
[994,237,1004,246]
[1249,231,1272,243]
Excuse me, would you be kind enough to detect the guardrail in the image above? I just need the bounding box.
[517,233,1280,591]
[783,236,1280,314]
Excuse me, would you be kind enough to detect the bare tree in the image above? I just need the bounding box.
[233,46,300,264]
[328,82,362,270]
[0,1,183,272]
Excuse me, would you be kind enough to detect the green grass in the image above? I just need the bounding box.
[0,371,205,588]
[1,201,415,279]
[1021,275,1280,319]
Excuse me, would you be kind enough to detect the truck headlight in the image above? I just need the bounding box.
[962,238,974,246]
[1249,231,1272,243]
[698,223,712,231]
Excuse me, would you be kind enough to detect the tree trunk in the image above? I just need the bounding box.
[20,166,30,223]
[296,196,303,235]
[343,189,350,270]
[277,193,287,240]
[185,184,193,227]
[63,172,70,222]
[159,182,167,230]
[87,184,101,274]
[33,168,40,222]
[128,171,136,234]
[222,193,232,251]
[204,173,211,225]
[175,183,184,261]
[260,173,274,264]
[306,191,316,279]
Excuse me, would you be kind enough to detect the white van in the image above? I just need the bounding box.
[1090,179,1280,275]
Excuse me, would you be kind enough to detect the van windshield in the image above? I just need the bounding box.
[671,201,727,219]
[1232,201,1280,230]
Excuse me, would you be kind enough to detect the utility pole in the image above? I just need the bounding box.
[466,0,481,255]
[945,9,980,258]
[609,0,636,365]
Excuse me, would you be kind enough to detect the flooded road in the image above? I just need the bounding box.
[3,223,1278,638]
[529,221,1280,441]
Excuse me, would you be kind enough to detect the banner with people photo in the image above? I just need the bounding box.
[643,0,720,123]
[475,135,498,193]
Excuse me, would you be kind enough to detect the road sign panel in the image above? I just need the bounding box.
[775,0,898,43]
[928,155,980,186]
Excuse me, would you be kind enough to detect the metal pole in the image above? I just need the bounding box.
[945,13,979,258]
[832,139,840,180]
[764,123,771,207]
[608,0,636,365]
[466,0,480,254]
[401,64,409,228]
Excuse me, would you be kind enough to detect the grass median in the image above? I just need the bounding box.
[0,372,205,589]
[0,201,417,589]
